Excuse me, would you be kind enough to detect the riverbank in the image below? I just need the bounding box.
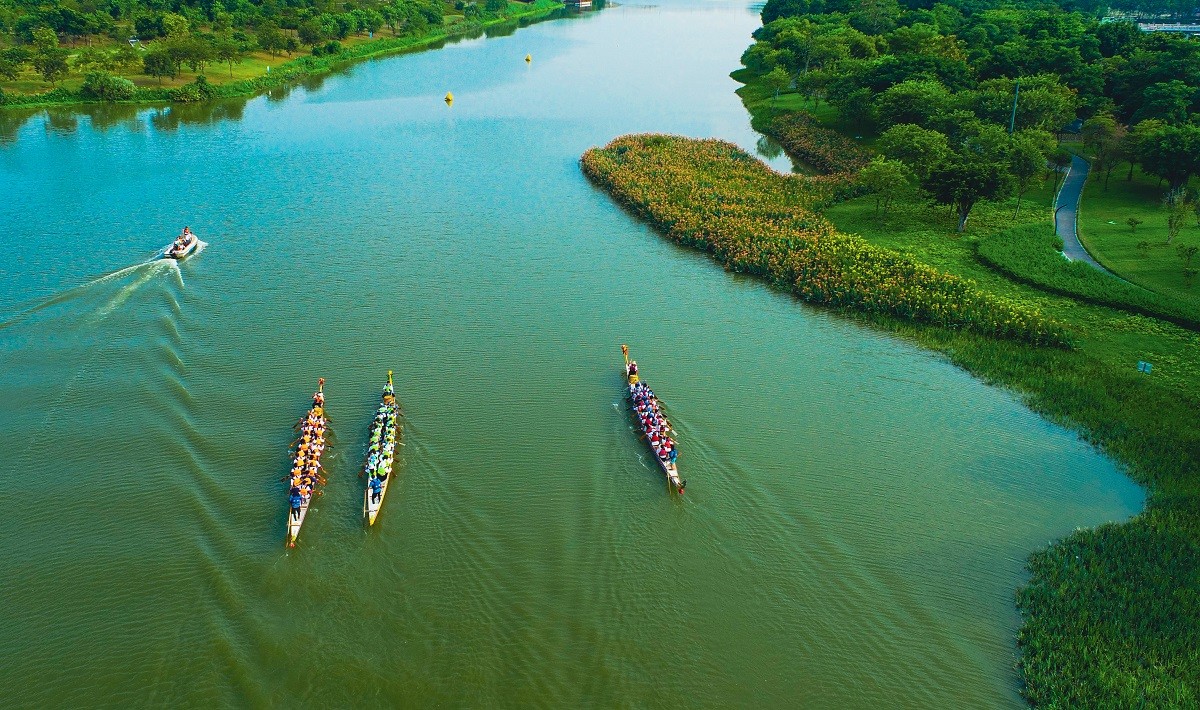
[740,70,1200,707]
[0,0,563,110]
[582,68,1199,706]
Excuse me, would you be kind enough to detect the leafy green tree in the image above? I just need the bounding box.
[858,156,911,214]
[849,0,899,35]
[1096,20,1139,58]
[484,0,507,13]
[924,156,1014,232]
[215,38,244,77]
[1009,130,1054,218]
[1137,123,1200,191]
[298,19,324,46]
[162,12,190,39]
[764,65,791,104]
[1082,113,1125,190]
[876,123,948,181]
[256,21,287,56]
[0,47,31,80]
[31,26,59,52]
[968,75,1078,133]
[143,47,175,83]
[874,79,952,128]
[32,41,70,85]
[1164,188,1195,245]
[1135,81,1193,125]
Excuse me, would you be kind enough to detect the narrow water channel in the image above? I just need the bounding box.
[0,2,1142,707]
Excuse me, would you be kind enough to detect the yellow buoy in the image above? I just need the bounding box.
[444,91,454,104]
[525,54,532,63]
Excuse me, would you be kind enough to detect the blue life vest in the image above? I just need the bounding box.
[289,494,303,508]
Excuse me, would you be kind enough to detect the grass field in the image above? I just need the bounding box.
[1076,166,1200,307]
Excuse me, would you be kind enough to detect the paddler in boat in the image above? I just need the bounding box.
[289,486,303,520]
[368,475,383,503]
[627,361,637,377]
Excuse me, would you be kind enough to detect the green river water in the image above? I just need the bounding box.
[0,2,1143,707]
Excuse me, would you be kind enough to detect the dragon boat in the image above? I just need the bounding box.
[286,378,328,548]
[363,371,402,526]
[621,345,685,495]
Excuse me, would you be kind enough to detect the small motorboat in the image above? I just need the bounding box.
[164,229,198,260]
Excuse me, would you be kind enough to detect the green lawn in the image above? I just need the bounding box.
[1076,166,1200,308]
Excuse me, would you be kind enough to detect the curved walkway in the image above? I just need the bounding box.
[1054,155,1113,274]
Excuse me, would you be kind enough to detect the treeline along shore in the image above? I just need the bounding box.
[583,0,1200,705]
[0,0,563,108]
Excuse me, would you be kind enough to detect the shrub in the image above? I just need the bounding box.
[79,71,137,102]
[169,75,217,102]
[313,40,343,56]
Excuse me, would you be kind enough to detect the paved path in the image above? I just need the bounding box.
[1054,155,1112,273]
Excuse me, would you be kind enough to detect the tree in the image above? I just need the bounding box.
[968,75,1078,133]
[874,79,952,129]
[162,12,190,39]
[1009,130,1054,218]
[143,48,175,83]
[215,38,244,77]
[32,46,70,85]
[849,0,900,35]
[484,0,507,13]
[80,71,136,101]
[0,47,31,80]
[858,156,911,214]
[1164,188,1195,245]
[1177,244,1199,274]
[1082,114,1125,190]
[1127,217,1143,232]
[298,19,324,46]
[1137,124,1200,191]
[877,123,948,181]
[1135,81,1193,125]
[924,156,1014,232]
[256,21,287,56]
[764,66,791,104]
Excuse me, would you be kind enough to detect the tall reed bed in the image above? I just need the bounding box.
[582,134,1068,346]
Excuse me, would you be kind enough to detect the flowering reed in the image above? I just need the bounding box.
[581,134,1069,346]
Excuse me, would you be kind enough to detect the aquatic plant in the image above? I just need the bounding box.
[582,134,1068,346]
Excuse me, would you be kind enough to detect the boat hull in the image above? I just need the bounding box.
[363,384,401,527]
[624,369,683,494]
[164,238,197,260]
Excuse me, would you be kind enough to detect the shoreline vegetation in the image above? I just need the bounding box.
[0,0,563,110]
[582,67,1199,710]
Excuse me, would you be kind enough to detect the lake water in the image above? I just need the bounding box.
[0,2,1143,707]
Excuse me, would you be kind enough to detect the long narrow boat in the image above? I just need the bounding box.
[621,345,685,495]
[286,378,329,548]
[363,371,402,526]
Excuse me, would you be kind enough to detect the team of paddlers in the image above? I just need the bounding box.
[287,380,327,524]
[365,383,399,506]
[284,349,682,546]
[628,365,679,467]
